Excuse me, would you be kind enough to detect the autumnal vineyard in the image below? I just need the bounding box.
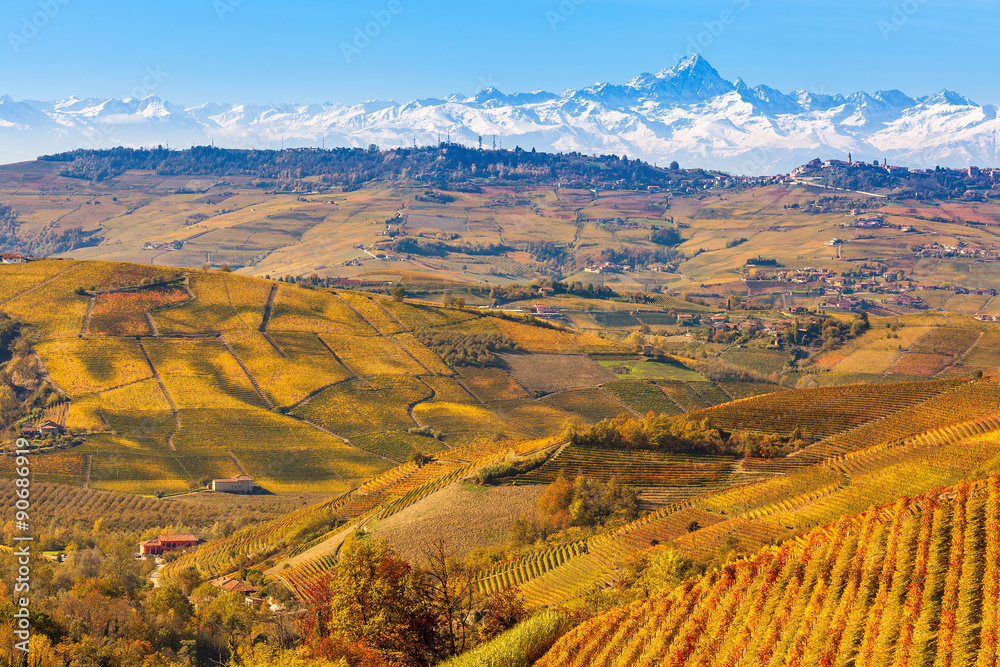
[604,380,685,416]
[470,404,1000,608]
[534,475,1000,667]
[201,444,512,598]
[89,286,189,335]
[694,378,966,438]
[515,444,735,488]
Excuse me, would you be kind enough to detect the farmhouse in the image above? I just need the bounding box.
[20,423,37,437]
[139,534,201,556]
[38,420,62,436]
[209,576,258,594]
[212,475,254,493]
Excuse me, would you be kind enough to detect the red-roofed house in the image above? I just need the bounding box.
[210,576,258,594]
[139,534,201,556]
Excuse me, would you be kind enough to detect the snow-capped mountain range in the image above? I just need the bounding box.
[2,55,998,175]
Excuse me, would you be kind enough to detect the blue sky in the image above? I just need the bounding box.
[3,0,998,105]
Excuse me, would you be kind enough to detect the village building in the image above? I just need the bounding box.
[139,534,201,556]
[212,475,254,493]
[209,576,258,594]
[38,420,62,436]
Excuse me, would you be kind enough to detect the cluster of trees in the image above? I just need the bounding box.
[569,412,807,459]
[41,145,717,191]
[508,475,640,549]
[569,413,730,455]
[0,313,62,430]
[783,312,870,350]
[817,166,896,193]
[537,476,639,531]
[0,204,25,253]
[525,241,566,263]
[649,226,683,246]
[0,205,102,257]
[385,238,513,258]
[582,246,682,270]
[483,279,617,305]
[0,522,295,667]
[414,330,518,367]
[729,428,808,458]
[298,536,528,667]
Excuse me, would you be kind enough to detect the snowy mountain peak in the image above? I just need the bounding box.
[0,55,997,174]
[920,90,977,107]
[656,52,712,78]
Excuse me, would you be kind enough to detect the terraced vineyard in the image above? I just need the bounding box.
[694,377,966,438]
[603,380,684,416]
[152,272,270,333]
[7,260,613,490]
[170,439,526,592]
[0,259,73,302]
[536,388,634,422]
[534,475,1000,667]
[267,283,374,335]
[88,285,189,335]
[794,376,1000,462]
[515,444,735,488]
[36,337,152,397]
[656,380,713,412]
[483,400,1000,608]
[225,329,351,408]
[265,445,512,599]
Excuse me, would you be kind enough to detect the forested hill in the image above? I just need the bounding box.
[39,144,719,190]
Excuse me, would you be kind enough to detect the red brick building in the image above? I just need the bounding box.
[139,534,201,556]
